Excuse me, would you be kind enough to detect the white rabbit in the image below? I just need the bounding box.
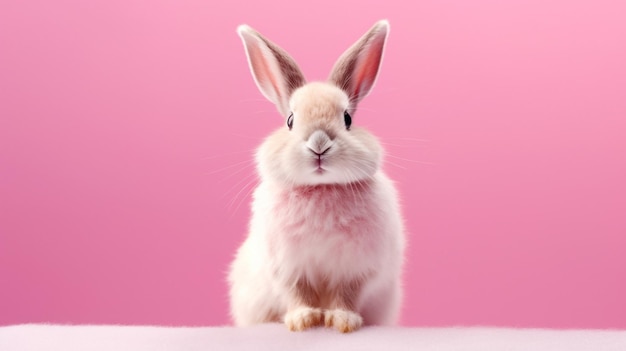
[228,20,405,333]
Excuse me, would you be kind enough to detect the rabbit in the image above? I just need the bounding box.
[228,20,405,333]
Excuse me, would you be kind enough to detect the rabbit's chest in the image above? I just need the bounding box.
[263,183,384,275]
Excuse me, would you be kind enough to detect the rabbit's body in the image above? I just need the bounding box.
[229,21,405,332]
[229,172,404,326]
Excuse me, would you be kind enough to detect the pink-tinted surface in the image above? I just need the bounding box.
[1,0,625,328]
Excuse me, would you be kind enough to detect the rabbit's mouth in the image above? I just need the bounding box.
[314,155,329,175]
[311,151,327,174]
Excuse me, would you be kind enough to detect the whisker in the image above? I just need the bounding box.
[383,159,407,170]
[227,175,259,213]
[218,163,256,185]
[229,176,259,219]
[383,136,430,143]
[200,149,255,160]
[386,154,434,165]
[379,141,426,148]
[346,163,372,204]
[343,169,358,203]
[222,171,258,200]
[205,159,254,175]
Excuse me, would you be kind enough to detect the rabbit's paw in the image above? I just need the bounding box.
[324,309,363,333]
[284,307,323,331]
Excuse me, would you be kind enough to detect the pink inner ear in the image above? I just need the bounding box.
[245,38,282,104]
[353,38,385,100]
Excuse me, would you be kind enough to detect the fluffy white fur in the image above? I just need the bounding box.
[229,20,404,332]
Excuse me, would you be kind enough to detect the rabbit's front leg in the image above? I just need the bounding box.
[283,279,323,331]
[323,279,364,333]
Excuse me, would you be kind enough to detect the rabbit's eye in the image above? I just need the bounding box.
[344,111,352,130]
[287,113,294,130]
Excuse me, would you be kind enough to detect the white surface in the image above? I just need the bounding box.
[1,324,626,351]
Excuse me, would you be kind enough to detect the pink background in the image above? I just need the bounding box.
[1,0,625,328]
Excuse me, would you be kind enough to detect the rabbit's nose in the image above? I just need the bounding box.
[306,130,333,155]
[308,145,331,157]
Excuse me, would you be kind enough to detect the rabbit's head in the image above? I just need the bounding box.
[238,21,389,186]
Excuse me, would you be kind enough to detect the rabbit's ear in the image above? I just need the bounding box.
[238,25,306,117]
[329,20,389,106]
